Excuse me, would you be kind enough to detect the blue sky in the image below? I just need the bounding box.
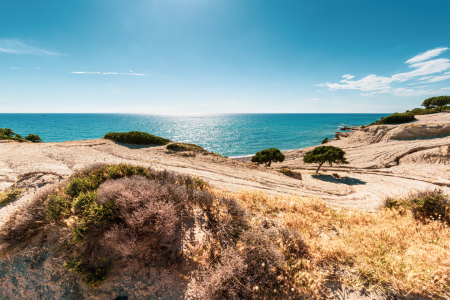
[1,0,449,114]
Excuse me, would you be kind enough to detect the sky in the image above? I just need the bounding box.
[1,0,449,114]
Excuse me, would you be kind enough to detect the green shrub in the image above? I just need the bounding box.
[251,148,285,167]
[25,134,43,143]
[321,137,329,144]
[303,145,348,173]
[384,189,450,224]
[166,142,206,152]
[38,164,213,286]
[0,128,43,142]
[375,112,415,125]
[104,131,170,145]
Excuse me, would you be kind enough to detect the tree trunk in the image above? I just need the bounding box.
[316,162,324,173]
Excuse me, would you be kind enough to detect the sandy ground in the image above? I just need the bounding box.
[1,112,450,229]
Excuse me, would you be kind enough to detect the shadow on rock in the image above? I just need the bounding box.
[312,174,366,185]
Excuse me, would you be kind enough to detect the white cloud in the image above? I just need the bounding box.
[391,58,450,82]
[0,38,60,55]
[71,71,145,76]
[342,74,355,80]
[319,47,450,96]
[10,67,20,70]
[405,47,448,64]
[419,71,450,83]
[327,75,393,92]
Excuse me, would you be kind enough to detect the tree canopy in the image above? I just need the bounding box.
[303,145,348,173]
[251,148,285,167]
[421,96,450,112]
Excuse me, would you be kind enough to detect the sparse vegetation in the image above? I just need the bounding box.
[0,128,43,143]
[0,187,23,206]
[303,145,348,173]
[279,167,302,180]
[251,148,285,167]
[104,131,170,145]
[1,165,450,298]
[212,189,450,298]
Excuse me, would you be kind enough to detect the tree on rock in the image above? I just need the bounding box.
[303,145,348,173]
[422,96,450,112]
[251,148,285,167]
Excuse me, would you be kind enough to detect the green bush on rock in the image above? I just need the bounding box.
[104,131,170,145]
[166,142,206,152]
[384,189,450,225]
[375,112,415,125]
[25,134,43,143]
[0,128,43,143]
[251,148,285,167]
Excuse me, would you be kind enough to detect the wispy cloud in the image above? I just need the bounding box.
[71,71,145,76]
[10,67,20,70]
[0,38,60,55]
[405,47,448,64]
[318,47,450,96]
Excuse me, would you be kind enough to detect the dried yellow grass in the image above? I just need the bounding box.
[211,188,450,298]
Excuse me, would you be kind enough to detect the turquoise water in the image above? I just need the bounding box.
[0,114,387,157]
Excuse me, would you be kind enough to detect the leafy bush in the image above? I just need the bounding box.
[303,145,348,173]
[375,112,415,125]
[0,128,43,142]
[384,189,450,225]
[166,142,206,152]
[321,137,329,144]
[104,131,170,145]
[24,134,43,143]
[409,107,437,115]
[2,164,219,287]
[251,148,285,167]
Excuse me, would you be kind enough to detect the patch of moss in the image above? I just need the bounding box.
[104,131,170,145]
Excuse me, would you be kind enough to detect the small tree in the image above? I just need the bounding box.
[432,96,450,112]
[422,96,450,112]
[303,145,348,173]
[421,98,434,111]
[251,148,285,167]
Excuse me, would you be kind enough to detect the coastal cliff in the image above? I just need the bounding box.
[1,113,450,299]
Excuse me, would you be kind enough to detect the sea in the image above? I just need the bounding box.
[0,113,388,157]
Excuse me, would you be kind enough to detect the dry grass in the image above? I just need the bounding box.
[210,189,450,298]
